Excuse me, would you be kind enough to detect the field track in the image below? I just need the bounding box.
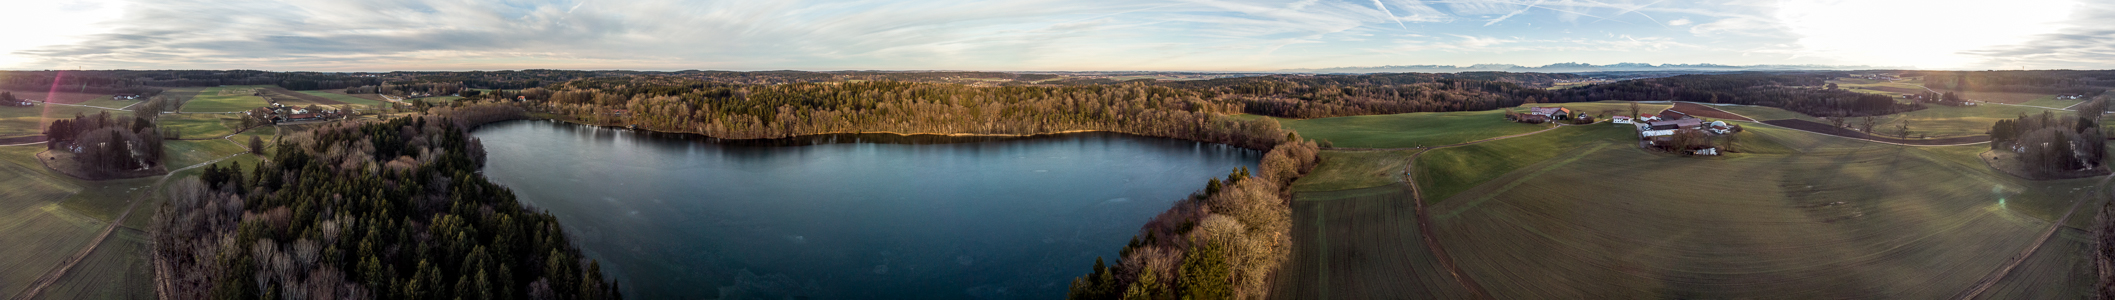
[1952,175,2100,300]
[1380,122,1595,299]
[7,133,260,300]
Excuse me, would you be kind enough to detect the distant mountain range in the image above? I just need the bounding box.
[1281,62,1906,74]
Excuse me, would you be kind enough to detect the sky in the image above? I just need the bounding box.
[0,0,2106,71]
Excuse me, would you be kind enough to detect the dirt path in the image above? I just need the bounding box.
[7,137,261,300]
[1950,175,2104,300]
[1383,123,1588,299]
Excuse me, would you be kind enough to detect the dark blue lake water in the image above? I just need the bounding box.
[474,120,1260,299]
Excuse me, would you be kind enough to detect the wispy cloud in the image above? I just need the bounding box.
[2,0,2101,70]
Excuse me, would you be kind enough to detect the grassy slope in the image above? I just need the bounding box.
[1716,102,2063,139]
[1280,110,1549,149]
[1412,124,1635,202]
[1870,104,2064,139]
[165,139,247,168]
[159,114,235,138]
[180,86,273,113]
[34,229,151,300]
[1417,127,2092,298]
[1273,185,1472,299]
[1291,149,1419,192]
[297,90,386,106]
[2014,94,2082,109]
[1715,105,1823,122]
[1532,100,1674,118]
[0,145,101,297]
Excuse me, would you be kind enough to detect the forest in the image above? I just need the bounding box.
[1914,70,2115,95]
[149,105,623,300]
[1550,73,1923,117]
[1067,136,1319,299]
[1988,98,2109,178]
[43,110,167,178]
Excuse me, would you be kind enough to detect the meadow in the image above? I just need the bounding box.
[296,90,386,106]
[1275,102,2098,298]
[1271,101,1666,149]
[1278,110,1547,149]
[1420,139,2093,298]
[0,145,109,298]
[178,85,273,113]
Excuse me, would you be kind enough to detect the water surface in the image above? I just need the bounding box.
[475,121,1260,299]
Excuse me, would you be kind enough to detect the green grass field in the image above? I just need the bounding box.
[1412,124,1635,202]
[1291,150,1419,192]
[1529,100,1674,118]
[1400,124,2098,298]
[1273,185,1474,299]
[297,90,386,106]
[0,145,104,297]
[179,86,273,113]
[33,229,152,300]
[2009,94,2081,109]
[164,139,247,169]
[158,114,236,138]
[72,96,138,110]
[1713,104,1823,122]
[1870,104,2065,139]
[1279,110,1549,149]
[1715,102,2065,139]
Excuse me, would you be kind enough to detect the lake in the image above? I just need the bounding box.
[474,120,1261,299]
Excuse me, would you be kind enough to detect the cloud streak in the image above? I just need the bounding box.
[3,0,2102,71]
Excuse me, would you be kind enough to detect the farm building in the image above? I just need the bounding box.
[1527,107,1574,120]
[1639,118,1704,131]
[1611,116,1633,124]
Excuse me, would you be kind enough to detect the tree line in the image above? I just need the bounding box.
[44,110,166,178]
[1913,70,2115,96]
[150,106,624,300]
[1068,134,1319,299]
[1989,98,2109,177]
[1550,73,1924,117]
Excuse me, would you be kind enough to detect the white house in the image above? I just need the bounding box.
[1611,116,1633,124]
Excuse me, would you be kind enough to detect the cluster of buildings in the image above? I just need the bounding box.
[2058,95,2090,100]
[1514,107,1591,123]
[1612,110,1736,155]
[111,94,143,100]
[248,103,349,124]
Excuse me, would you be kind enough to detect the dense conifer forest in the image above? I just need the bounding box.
[150,105,623,300]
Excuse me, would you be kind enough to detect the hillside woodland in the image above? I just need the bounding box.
[150,105,623,300]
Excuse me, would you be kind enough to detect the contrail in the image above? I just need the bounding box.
[1483,0,1545,26]
[1373,0,1408,30]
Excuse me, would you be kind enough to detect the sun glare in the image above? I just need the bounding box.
[0,0,126,68]
[1777,0,2076,68]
